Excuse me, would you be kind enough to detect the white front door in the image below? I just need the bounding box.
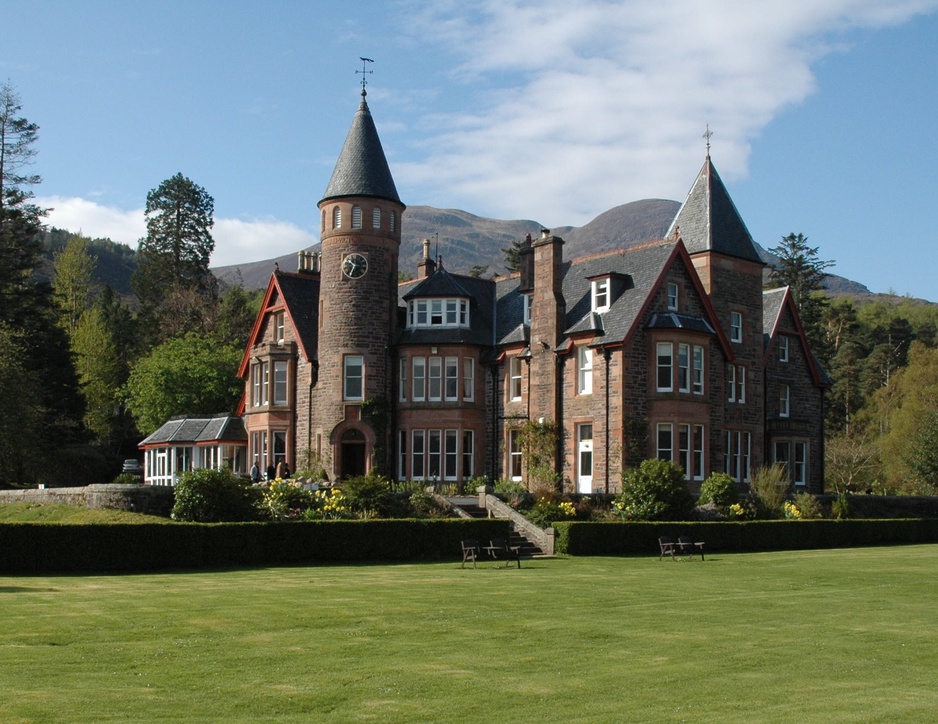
[577,424,593,493]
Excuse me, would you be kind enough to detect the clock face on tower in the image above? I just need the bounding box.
[342,253,368,279]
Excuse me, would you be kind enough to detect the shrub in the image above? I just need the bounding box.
[524,497,576,528]
[748,465,789,518]
[697,473,738,509]
[258,479,315,521]
[791,491,823,519]
[112,472,141,486]
[340,472,392,517]
[615,459,694,521]
[171,468,261,522]
[831,493,850,519]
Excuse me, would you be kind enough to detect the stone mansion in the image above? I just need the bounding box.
[184,92,828,494]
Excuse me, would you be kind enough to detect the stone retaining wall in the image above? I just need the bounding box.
[0,484,174,517]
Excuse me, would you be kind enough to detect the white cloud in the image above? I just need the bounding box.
[38,196,319,268]
[400,0,938,226]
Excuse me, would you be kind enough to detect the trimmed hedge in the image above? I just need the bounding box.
[553,519,938,556]
[0,518,510,573]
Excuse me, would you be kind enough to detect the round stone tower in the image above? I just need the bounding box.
[314,90,405,479]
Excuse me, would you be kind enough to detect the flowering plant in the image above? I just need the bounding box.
[783,501,803,519]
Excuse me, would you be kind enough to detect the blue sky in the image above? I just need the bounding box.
[3,0,936,300]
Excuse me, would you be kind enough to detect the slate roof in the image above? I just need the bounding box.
[275,271,320,362]
[667,155,763,264]
[397,268,496,347]
[322,97,402,205]
[762,286,787,347]
[140,414,247,447]
[562,241,682,346]
[493,239,720,351]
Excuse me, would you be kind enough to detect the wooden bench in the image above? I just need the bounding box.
[659,536,705,561]
[460,539,481,569]
[484,538,521,568]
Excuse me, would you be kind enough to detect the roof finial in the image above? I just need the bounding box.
[703,124,713,158]
[357,57,374,98]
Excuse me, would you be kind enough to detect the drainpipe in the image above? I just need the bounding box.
[603,346,612,494]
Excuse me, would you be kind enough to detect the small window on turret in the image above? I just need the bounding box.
[372,208,381,229]
[333,206,342,229]
[351,206,362,229]
[390,211,396,233]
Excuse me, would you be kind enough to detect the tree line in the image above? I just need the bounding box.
[0,83,257,487]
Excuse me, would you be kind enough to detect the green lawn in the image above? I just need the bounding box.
[2,546,936,722]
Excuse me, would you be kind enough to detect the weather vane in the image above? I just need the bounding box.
[703,124,713,157]
[357,57,374,97]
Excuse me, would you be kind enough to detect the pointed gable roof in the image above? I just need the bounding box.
[322,96,402,205]
[762,285,831,387]
[237,270,320,378]
[667,155,763,264]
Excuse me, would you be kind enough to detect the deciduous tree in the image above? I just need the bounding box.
[123,332,243,435]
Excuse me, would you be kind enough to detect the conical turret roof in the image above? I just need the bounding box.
[667,155,762,264]
[322,95,401,205]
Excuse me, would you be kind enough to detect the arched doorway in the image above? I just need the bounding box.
[340,428,367,479]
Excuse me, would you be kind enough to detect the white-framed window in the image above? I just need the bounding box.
[428,356,442,401]
[398,430,407,480]
[272,431,287,467]
[412,430,425,479]
[724,430,751,482]
[343,355,363,400]
[274,311,285,342]
[259,361,269,405]
[399,359,407,402]
[728,364,745,403]
[779,384,790,418]
[693,424,705,481]
[463,358,474,401]
[509,429,523,480]
[332,206,342,229]
[774,440,808,486]
[351,205,362,229]
[509,357,522,401]
[678,343,690,393]
[577,346,593,395]
[252,363,262,406]
[592,278,610,312]
[428,429,442,479]
[730,311,743,343]
[779,335,789,362]
[445,357,459,401]
[693,345,704,395]
[462,431,474,478]
[444,430,458,480]
[678,423,691,479]
[273,360,288,405]
[657,423,673,462]
[406,298,470,329]
[667,283,679,311]
[372,207,381,229]
[657,342,673,392]
[523,293,533,326]
[412,357,426,401]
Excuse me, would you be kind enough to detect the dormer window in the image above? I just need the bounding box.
[273,311,285,342]
[407,298,470,329]
[667,283,679,311]
[592,278,610,313]
[779,335,789,362]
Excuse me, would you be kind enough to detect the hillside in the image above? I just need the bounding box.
[212,199,873,296]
